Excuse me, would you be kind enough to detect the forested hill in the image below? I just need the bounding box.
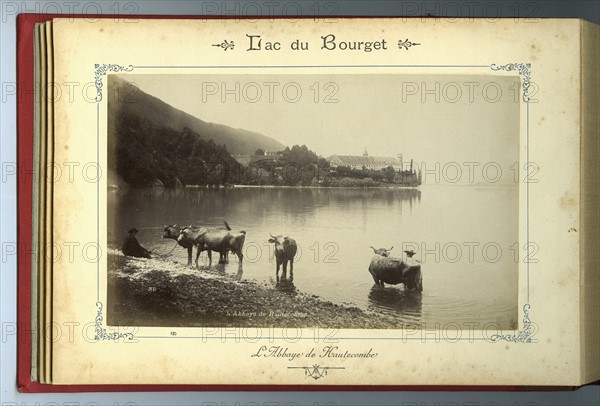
[108,76,284,155]
[109,110,244,187]
[107,76,283,187]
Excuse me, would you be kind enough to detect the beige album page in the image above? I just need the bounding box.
[51,18,584,385]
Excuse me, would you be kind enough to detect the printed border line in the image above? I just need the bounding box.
[93,64,134,341]
[132,64,491,69]
[135,336,493,341]
[93,63,533,343]
[96,101,99,303]
[527,101,530,303]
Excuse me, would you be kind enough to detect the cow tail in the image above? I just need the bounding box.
[223,221,231,230]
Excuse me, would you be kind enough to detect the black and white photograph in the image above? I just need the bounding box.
[106,74,520,329]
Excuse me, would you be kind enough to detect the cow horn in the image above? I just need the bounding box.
[369,246,376,253]
[174,223,178,227]
[389,246,394,251]
[270,233,276,238]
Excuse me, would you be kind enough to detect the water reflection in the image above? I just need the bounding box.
[108,187,422,237]
[194,258,244,281]
[367,285,423,321]
[210,263,226,274]
[275,277,297,295]
[234,267,244,281]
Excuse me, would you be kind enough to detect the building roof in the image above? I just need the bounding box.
[233,155,252,166]
[233,153,281,166]
[328,155,402,166]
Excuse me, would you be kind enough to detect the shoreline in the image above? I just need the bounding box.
[106,250,407,329]
[109,184,421,191]
[227,184,420,190]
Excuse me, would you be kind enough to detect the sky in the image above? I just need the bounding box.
[117,73,521,169]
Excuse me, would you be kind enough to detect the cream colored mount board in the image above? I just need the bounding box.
[36,17,599,386]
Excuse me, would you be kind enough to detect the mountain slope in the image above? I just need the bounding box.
[108,76,284,155]
[109,109,245,187]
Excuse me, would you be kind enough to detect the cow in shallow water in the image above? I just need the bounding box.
[268,234,297,281]
[162,224,194,265]
[179,222,246,269]
[368,246,423,292]
[162,223,227,267]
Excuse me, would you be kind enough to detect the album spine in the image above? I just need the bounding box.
[16,12,38,392]
[579,19,600,386]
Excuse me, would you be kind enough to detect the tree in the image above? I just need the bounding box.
[383,165,396,183]
[317,157,330,170]
[254,148,265,156]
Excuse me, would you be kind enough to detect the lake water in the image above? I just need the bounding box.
[108,185,519,329]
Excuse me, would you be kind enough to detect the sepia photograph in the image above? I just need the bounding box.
[106,74,520,330]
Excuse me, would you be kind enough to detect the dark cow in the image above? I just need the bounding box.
[268,234,297,281]
[368,246,423,292]
[179,222,246,269]
[162,223,228,266]
[162,224,197,266]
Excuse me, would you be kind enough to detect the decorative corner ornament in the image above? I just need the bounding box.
[288,365,345,380]
[212,40,235,51]
[490,63,532,102]
[490,304,536,343]
[94,302,135,341]
[397,39,421,50]
[94,64,135,102]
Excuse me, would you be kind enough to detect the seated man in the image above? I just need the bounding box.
[122,227,151,258]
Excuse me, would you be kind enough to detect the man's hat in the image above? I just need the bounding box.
[128,227,139,234]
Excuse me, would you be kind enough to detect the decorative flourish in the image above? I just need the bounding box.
[490,304,535,343]
[94,64,134,102]
[94,302,135,341]
[212,40,235,51]
[288,365,345,380]
[397,39,421,50]
[490,63,532,102]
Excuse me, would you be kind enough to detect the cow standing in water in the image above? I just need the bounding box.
[268,234,298,281]
[368,246,423,292]
[178,222,246,270]
[162,224,196,266]
[162,223,229,267]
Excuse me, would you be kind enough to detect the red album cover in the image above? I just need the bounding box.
[16,13,596,393]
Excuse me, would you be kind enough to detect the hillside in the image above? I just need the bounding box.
[109,109,244,187]
[107,76,285,187]
[108,76,284,155]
